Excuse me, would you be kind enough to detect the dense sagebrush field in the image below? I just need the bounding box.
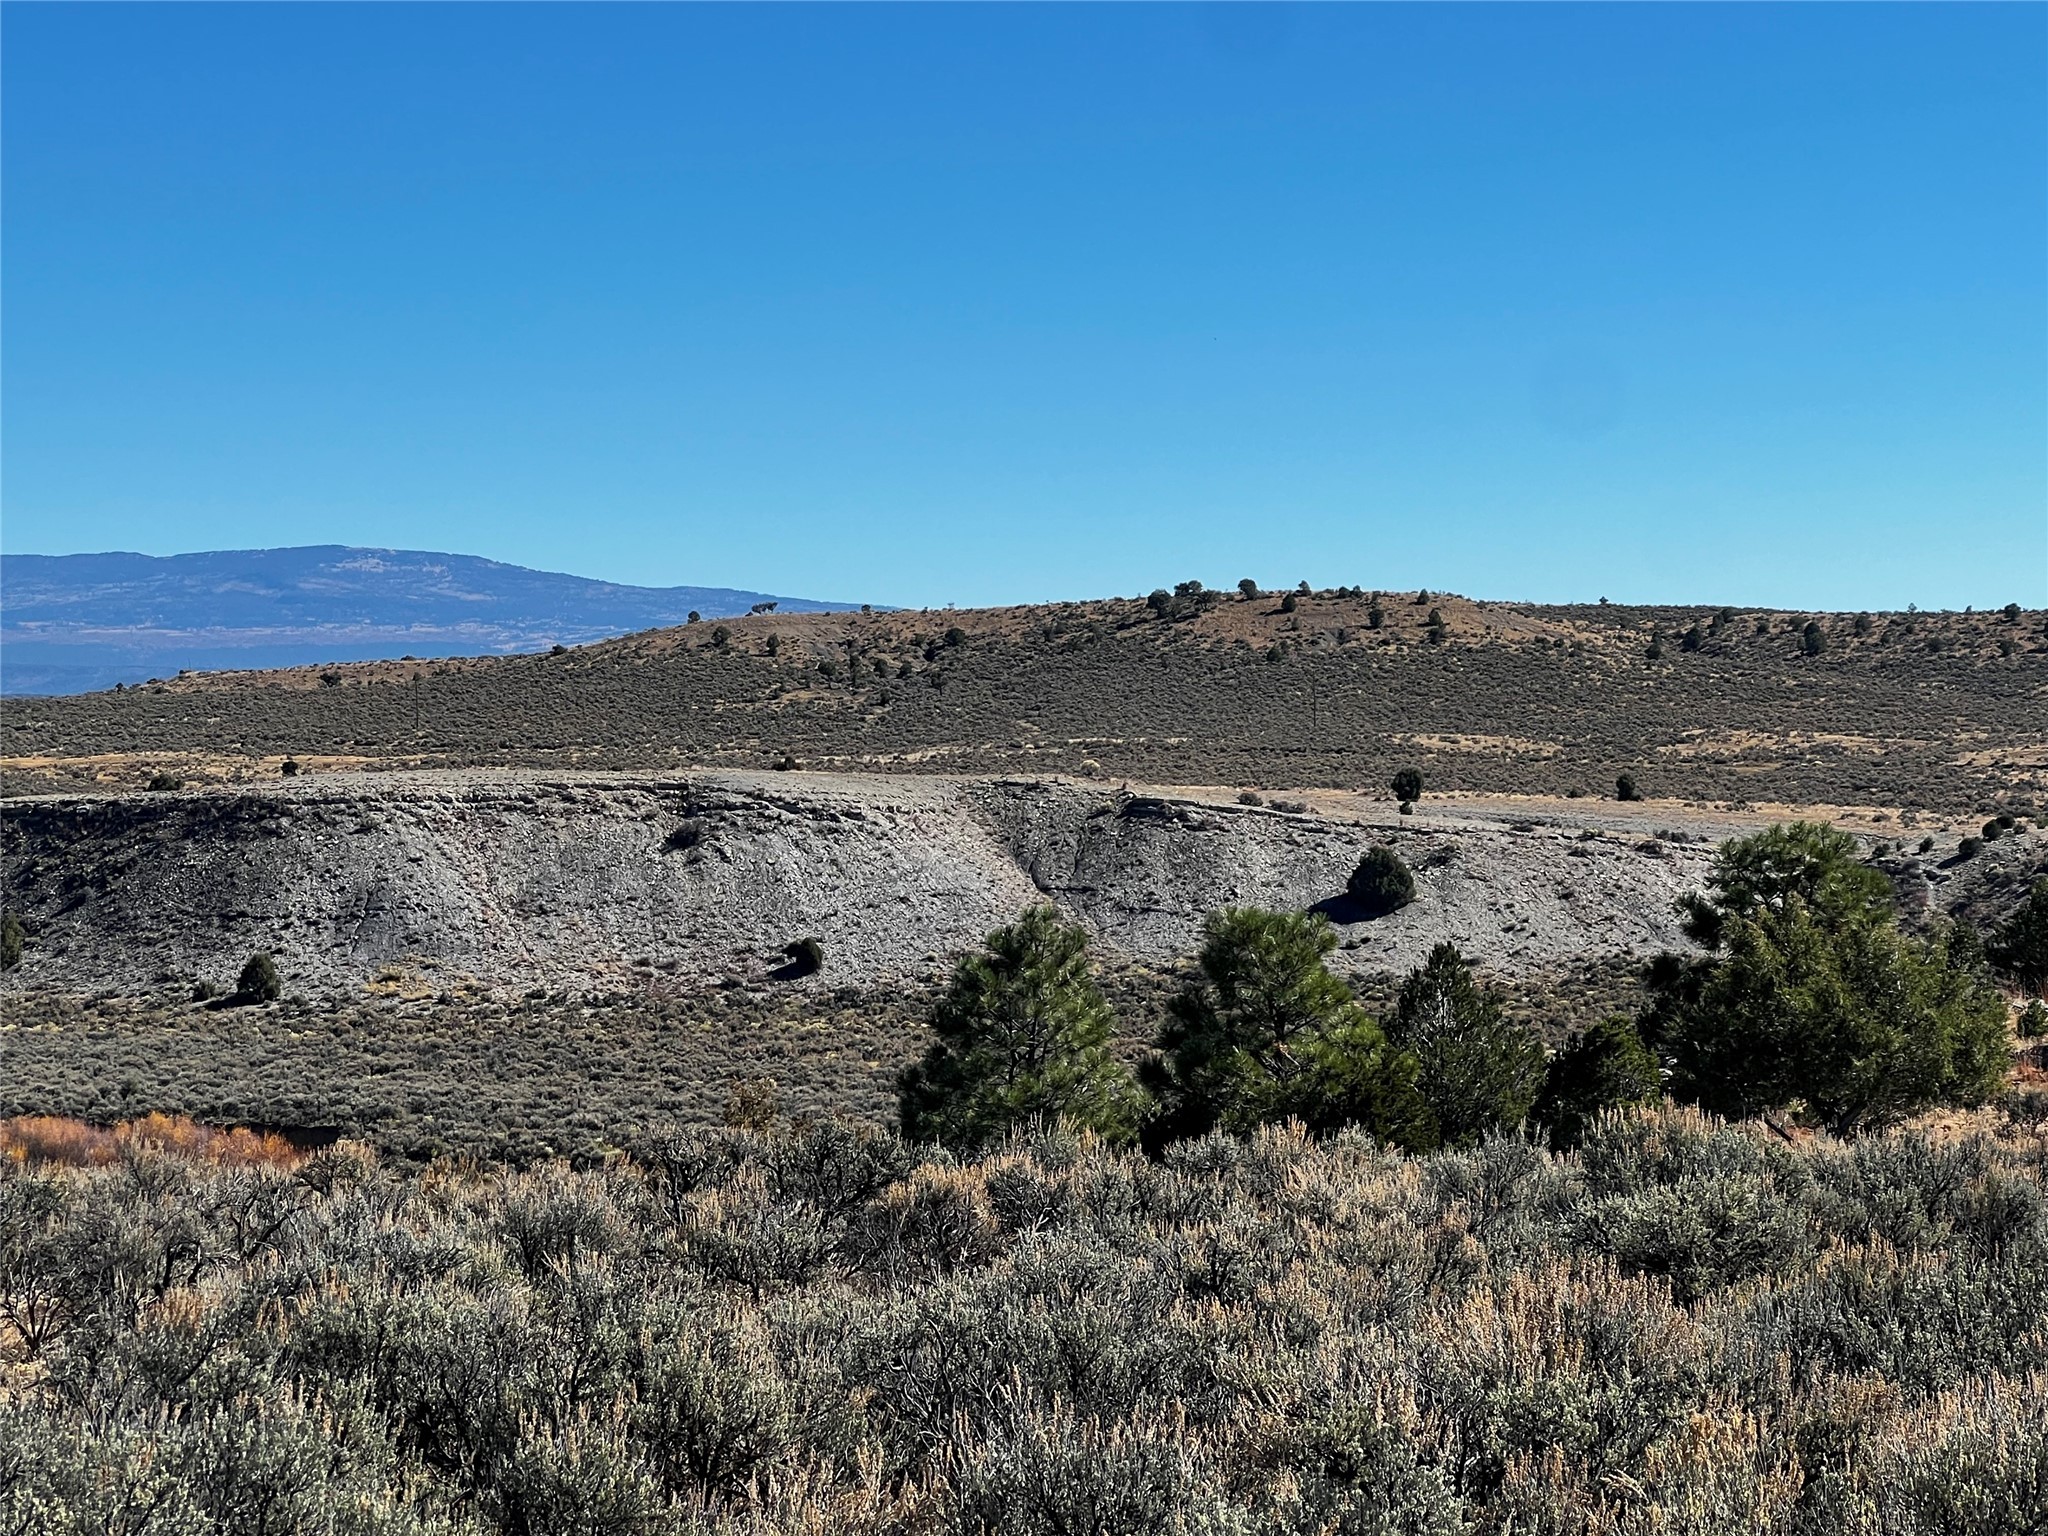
[0,962,1642,1164]
[3,1104,2045,1534]
[7,592,2042,813]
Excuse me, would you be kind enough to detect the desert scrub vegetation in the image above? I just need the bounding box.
[4,593,2040,812]
[0,960,1650,1166]
[2,1104,2045,1534]
[1,1112,306,1169]
[0,981,934,1164]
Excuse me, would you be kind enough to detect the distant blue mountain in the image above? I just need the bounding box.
[0,546,867,694]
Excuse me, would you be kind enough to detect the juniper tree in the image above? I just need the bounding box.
[235,952,282,1004]
[1347,846,1415,917]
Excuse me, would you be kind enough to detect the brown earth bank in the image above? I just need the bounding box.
[5,589,2043,813]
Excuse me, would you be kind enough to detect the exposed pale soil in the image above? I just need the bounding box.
[5,768,2035,1003]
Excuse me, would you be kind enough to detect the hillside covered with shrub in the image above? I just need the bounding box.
[6,588,2041,813]
[4,1104,2045,1535]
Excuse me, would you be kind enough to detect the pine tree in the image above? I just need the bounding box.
[1645,824,2009,1131]
[1146,908,1433,1150]
[1533,1016,1659,1148]
[1991,878,2048,996]
[1386,943,1545,1148]
[898,907,1139,1150]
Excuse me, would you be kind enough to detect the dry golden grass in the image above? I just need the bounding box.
[0,1112,305,1168]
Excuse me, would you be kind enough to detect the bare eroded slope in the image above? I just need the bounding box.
[3,769,1749,997]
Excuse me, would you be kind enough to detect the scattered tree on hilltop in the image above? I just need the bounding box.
[1391,768,1423,807]
[898,906,1140,1151]
[1149,582,1220,622]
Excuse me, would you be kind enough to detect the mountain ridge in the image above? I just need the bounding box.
[0,544,866,694]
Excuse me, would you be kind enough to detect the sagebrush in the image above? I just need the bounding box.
[3,1103,2045,1534]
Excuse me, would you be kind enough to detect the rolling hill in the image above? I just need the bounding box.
[5,585,2041,815]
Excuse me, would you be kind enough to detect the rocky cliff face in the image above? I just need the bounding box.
[1,769,1737,997]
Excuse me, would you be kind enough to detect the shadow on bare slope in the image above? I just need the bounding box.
[3,769,1729,997]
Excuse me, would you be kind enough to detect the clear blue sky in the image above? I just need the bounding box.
[5,3,2043,610]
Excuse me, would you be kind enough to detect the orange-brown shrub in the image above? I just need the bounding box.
[0,1112,304,1168]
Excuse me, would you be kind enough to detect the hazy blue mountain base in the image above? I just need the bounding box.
[0,546,865,694]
